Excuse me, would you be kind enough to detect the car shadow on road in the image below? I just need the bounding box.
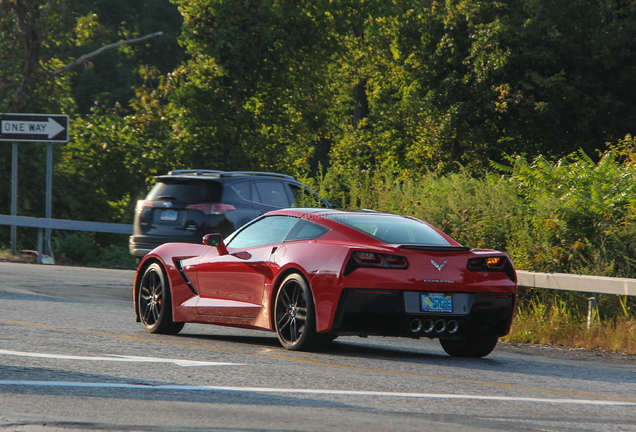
[179,332,282,349]
[323,339,636,384]
[174,331,636,385]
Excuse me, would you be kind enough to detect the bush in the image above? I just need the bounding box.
[316,137,636,280]
[53,231,136,268]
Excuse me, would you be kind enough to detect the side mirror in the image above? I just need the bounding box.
[203,233,228,255]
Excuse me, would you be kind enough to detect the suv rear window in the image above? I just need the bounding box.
[147,180,223,204]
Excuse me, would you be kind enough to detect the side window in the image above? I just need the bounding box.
[254,182,290,207]
[227,216,299,248]
[232,182,251,201]
[284,219,330,242]
[251,182,260,202]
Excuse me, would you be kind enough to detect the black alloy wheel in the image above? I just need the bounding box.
[138,262,184,335]
[439,335,499,358]
[274,273,332,351]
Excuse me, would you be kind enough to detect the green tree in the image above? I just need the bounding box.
[0,0,174,250]
[0,0,77,113]
[71,0,184,114]
[328,0,636,178]
[1,0,79,250]
[167,0,344,173]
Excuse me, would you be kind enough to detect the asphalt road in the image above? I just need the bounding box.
[0,261,635,432]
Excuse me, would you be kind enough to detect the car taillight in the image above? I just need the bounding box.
[353,251,384,267]
[384,254,408,268]
[485,257,505,269]
[345,251,409,275]
[467,256,516,282]
[186,204,236,215]
[135,200,154,213]
[467,257,506,270]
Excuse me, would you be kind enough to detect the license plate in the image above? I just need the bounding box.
[421,293,453,313]
[160,210,179,221]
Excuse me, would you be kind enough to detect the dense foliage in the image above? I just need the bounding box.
[318,137,636,278]
[2,0,636,279]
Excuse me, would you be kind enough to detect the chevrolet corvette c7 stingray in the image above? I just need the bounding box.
[133,208,517,357]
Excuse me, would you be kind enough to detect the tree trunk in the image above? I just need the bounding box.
[8,0,41,113]
[353,79,369,130]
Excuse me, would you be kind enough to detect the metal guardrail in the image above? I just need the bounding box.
[0,215,132,235]
[517,270,635,327]
[0,214,132,264]
[517,270,636,296]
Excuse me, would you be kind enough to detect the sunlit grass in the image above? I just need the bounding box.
[0,248,36,263]
[503,299,636,355]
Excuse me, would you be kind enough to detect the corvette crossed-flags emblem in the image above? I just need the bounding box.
[431,259,447,272]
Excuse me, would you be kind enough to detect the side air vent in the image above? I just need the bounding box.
[175,260,199,295]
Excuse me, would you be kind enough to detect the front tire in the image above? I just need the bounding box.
[138,262,184,335]
[439,336,498,358]
[274,273,332,351]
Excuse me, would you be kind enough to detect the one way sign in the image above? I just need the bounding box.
[0,113,69,142]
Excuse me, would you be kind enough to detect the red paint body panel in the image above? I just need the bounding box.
[134,209,518,338]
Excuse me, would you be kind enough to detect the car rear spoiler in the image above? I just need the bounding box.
[397,245,471,252]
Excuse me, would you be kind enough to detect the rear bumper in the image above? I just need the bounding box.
[330,289,515,339]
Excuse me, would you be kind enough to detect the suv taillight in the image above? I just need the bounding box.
[135,200,154,213]
[186,204,236,215]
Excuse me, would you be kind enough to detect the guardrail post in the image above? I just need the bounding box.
[587,293,599,328]
[37,229,43,264]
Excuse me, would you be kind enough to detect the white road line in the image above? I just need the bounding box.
[0,380,633,406]
[0,349,243,367]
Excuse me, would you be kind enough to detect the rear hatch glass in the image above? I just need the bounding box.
[147,179,223,205]
[324,213,451,245]
[141,179,224,237]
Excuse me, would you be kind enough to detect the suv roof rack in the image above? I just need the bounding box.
[167,169,224,176]
[167,169,295,180]
[220,171,295,180]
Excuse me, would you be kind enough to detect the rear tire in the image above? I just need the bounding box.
[138,262,184,335]
[439,336,498,358]
[274,273,332,351]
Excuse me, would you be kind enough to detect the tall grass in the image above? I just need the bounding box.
[507,289,636,354]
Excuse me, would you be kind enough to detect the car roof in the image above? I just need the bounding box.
[157,170,297,182]
[269,208,392,217]
[269,208,451,227]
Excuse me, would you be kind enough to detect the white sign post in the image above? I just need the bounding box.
[1,114,69,257]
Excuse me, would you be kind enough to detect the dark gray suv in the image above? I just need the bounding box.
[129,170,332,258]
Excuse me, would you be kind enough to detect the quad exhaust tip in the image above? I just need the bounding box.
[446,320,459,334]
[422,319,434,333]
[434,319,446,333]
[409,318,423,333]
[409,318,459,334]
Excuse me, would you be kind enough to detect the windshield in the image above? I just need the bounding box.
[324,213,451,245]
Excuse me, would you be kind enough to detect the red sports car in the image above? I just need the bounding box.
[133,209,517,357]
